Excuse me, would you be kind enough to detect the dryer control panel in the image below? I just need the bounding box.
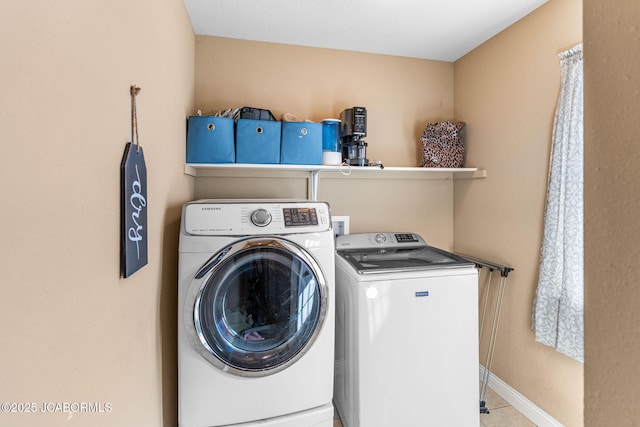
[283,207,318,226]
[183,200,331,235]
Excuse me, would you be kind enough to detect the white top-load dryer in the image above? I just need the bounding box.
[334,233,479,427]
[178,200,335,427]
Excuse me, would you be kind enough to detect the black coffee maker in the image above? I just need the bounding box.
[340,107,369,166]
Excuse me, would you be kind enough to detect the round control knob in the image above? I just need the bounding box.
[250,208,272,227]
[375,233,387,244]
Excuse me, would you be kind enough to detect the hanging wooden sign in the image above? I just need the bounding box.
[121,85,148,278]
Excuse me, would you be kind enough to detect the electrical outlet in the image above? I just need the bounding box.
[332,216,350,239]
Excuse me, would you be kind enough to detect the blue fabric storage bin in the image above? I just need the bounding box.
[235,119,281,164]
[186,116,235,163]
[280,122,322,165]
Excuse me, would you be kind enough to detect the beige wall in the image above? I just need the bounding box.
[193,37,458,249]
[584,0,640,425]
[453,0,583,425]
[0,1,194,426]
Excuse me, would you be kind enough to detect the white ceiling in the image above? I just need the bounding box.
[183,0,548,62]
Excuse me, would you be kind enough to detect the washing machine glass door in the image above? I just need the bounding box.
[185,237,328,376]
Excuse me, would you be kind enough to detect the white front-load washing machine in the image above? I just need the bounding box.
[333,233,479,427]
[178,200,335,427]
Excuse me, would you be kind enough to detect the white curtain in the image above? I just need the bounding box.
[532,44,584,363]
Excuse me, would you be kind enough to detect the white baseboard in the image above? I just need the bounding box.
[479,365,564,427]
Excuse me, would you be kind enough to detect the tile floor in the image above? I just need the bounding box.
[480,387,536,427]
[333,387,536,427]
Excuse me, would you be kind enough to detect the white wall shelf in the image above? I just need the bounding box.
[184,163,486,200]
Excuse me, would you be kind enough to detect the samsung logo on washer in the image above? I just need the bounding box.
[415,291,430,297]
[202,207,221,211]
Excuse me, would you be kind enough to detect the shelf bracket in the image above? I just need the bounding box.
[310,170,319,201]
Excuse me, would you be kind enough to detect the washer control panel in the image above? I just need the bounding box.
[184,200,331,235]
[336,232,426,250]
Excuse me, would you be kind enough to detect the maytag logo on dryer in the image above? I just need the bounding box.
[415,291,430,297]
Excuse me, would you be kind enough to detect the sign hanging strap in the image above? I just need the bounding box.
[131,85,141,152]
